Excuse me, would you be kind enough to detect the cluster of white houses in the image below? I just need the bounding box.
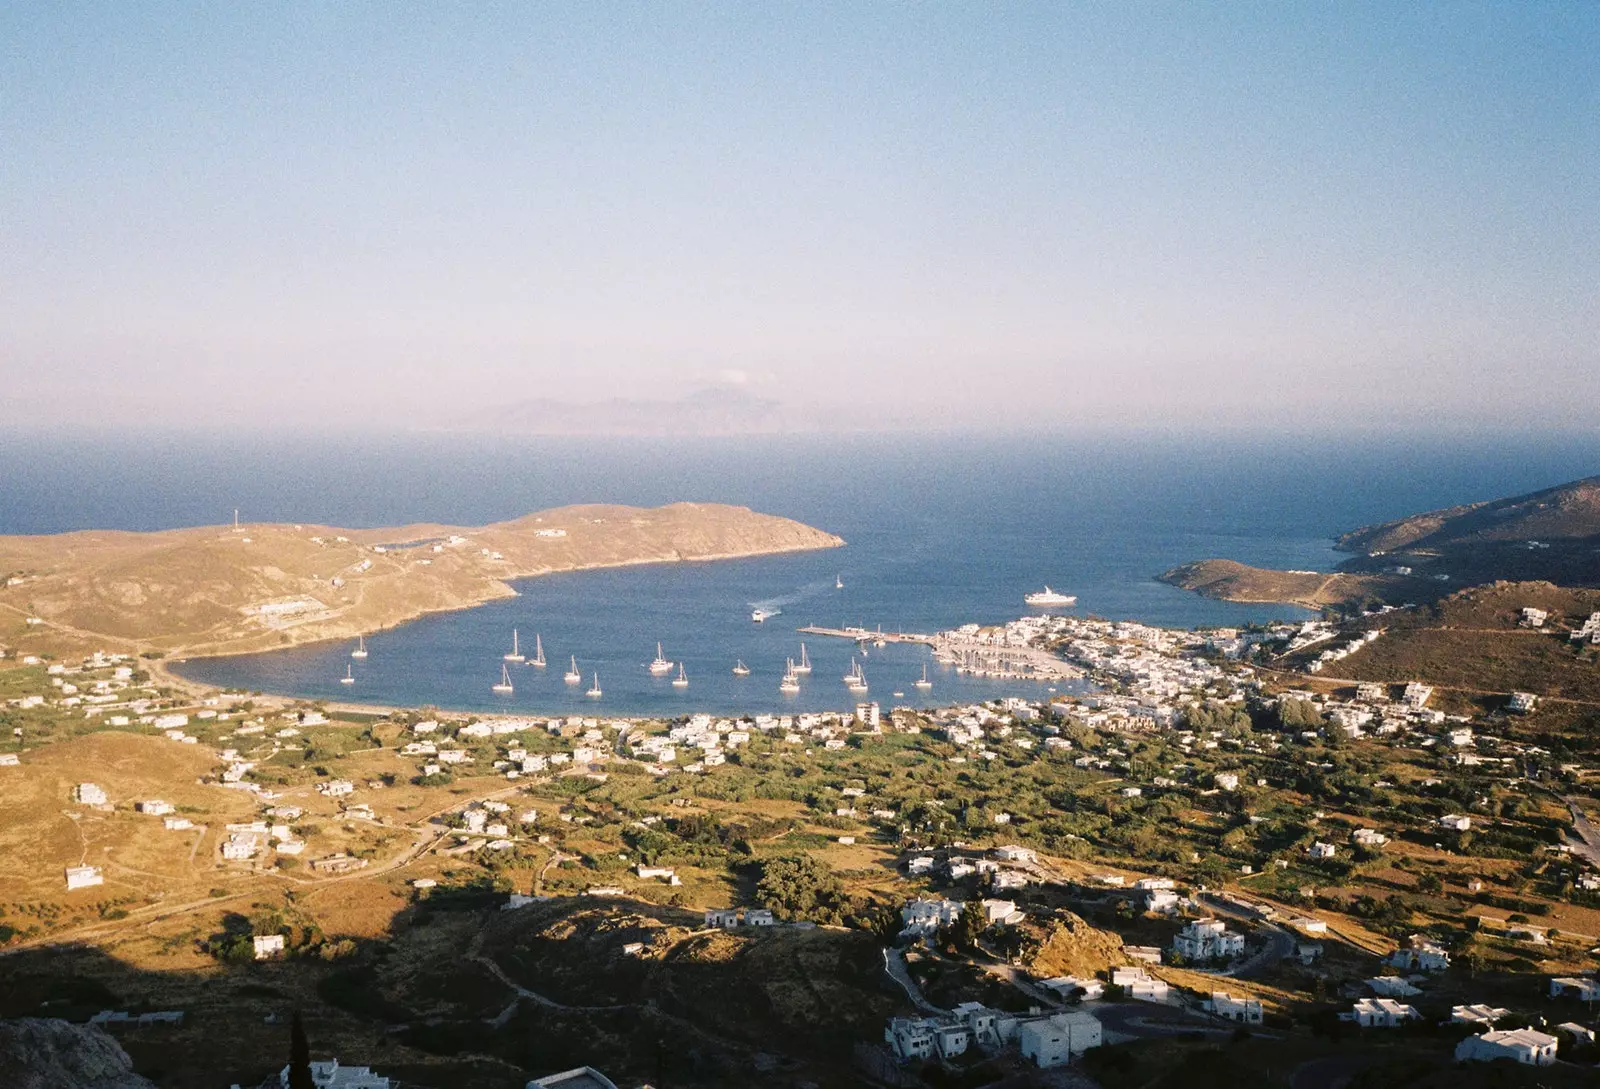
[886,1003,1102,1068]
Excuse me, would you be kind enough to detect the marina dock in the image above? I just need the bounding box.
[796,625,1080,682]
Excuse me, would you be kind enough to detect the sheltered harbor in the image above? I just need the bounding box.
[797,624,1082,681]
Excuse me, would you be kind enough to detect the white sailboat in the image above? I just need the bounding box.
[914,663,933,689]
[848,668,868,693]
[835,574,843,590]
[492,664,514,694]
[648,642,674,675]
[586,673,602,698]
[563,656,582,684]
[530,633,546,667]
[340,664,355,685]
[504,629,525,663]
[672,664,688,688]
[732,660,750,676]
[792,643,812,674]
[350,636,368,660]
[842,658,863,683]
[779,659,800,694]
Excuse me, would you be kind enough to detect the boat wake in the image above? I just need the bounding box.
[750,578,835,614]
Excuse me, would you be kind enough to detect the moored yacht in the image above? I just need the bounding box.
[340,665,355,685]
[732,660,750,676]
[492,664,514,694]
[504,629,525,663]
[1024,586,1077,606]
[792,643,812,674]
[671,664,688,688]
[914,663,933,689]
[530,633,546,667]
[563,656,582,684]
[586,673,602,698]
[350,636,368,660]
[648,642,673,675]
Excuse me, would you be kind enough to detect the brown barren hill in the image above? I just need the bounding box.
[1156,560,1412,609]
[1161,473,1600,609]
[0,503,842,657]
[1336,475,1600,554]
[1026,910,1128,979]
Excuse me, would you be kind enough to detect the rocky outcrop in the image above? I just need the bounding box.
[0,1018,157,1089]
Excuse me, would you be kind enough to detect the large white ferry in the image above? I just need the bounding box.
[1024,586,1077,606]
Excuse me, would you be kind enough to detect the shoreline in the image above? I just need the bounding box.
[160,538,843,663]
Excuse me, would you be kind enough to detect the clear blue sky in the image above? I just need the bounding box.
[2,2,1596,432]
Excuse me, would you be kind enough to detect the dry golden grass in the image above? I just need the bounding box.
[0,731,256,904]
[0,503,842,659]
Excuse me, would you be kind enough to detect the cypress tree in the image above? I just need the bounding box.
[288,1010,315,1089]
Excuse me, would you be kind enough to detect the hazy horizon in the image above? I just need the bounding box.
[3,4,1597,434]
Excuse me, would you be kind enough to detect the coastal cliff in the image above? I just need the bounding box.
[0,503,843,657]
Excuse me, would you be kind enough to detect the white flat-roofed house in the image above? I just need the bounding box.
[253,934,285,960]
[1549,976,1600,1002]
[744,908,775,926]
[1039,976,1103,1001]
[981,898,1025,925]
[75,782,108,805]
[1111,967,1170,1002]
[885,1017,935,1061]
[136,800,174,816]
[163,816,193,831]
[1347,998,1418,1027]
[1207,993,1263,1024]
[995,844,1037,864]
[901,898,963,936]
[282,1058,394,1089]
[1352,828,1389,847]
[1450,1004,1509,1026]
[0,753,18,766]
[1508,691,1538,713]
[1145,888,1180,913]
[1018,1010,1102,1067]
[1519,607,1548,628]
[221,835,259,861]
[318,780,355,797]
[1367,976,1420,998]
[1309,841,1337,859]
[65,865,103,890]
[1387,940,1450,972]
[1454,1027,1558,1066]
[1172,919,1244,962]
[1438,814,1471,832]
[1402,682,1433,708]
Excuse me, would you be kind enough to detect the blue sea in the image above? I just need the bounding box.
[2,429,1596,717]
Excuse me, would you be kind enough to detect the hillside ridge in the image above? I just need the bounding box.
[0,503,843,656]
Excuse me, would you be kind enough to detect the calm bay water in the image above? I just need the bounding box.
[3,429,1596,716]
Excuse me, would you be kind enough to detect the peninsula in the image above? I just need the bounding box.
[0,503,843,658]
[1160,474,1600,610]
